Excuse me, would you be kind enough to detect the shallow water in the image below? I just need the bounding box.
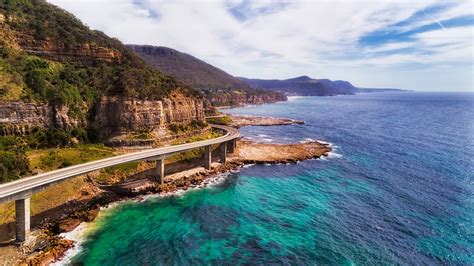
[70,92,474,265]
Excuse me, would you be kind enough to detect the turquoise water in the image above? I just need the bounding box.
[71,92,474,265]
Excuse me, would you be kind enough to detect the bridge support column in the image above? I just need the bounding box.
[15,197,30,242]
[156,159,165,185]
[227,139,236,154]
[204,145,212,170]
[219,142,227,163]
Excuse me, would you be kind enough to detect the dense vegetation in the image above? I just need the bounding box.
[0,126,93,183]
[0,0,200,107]
[206,116,233,125]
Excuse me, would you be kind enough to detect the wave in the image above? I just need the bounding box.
[300,138,332,146]
[328,151,343,158]
[300,138,315,143]
[52,223,89,266]
[55,169,241,264]
[287,96,305,101]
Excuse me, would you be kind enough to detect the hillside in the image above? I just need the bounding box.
[0,0,205,182]
[0,1,200,103]
[239,76,358,96]
[127,45,286,106]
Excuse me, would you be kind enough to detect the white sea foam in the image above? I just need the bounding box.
[52,223,89,266]
[287,96,304,101]
[243,163,255,168]
[317,140,331,145]
[55,168,242,264]
[328,151,343,158]
[300,138,332,146]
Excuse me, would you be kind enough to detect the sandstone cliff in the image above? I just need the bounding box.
[94,93,205,137]
[0,92,205,138]
[0,101,83,135]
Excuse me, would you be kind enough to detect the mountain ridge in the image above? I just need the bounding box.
[239,76,407,96]
[127,44,287,107]
[239,76,357,96]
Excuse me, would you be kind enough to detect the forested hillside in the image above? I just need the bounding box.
[128,45,286,106]
[0,0,204,182]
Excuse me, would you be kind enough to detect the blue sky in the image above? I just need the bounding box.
[49,0,473,91]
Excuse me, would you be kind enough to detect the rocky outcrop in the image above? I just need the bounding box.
[0,101,83,135]
[20,40,122,62]
[229,115,304,127]
[0,101,52,126]
[238,140,332,164]
[0,101,52,135]
[1,12,121,63]
[94,93,205,137]
[0,93,205,138]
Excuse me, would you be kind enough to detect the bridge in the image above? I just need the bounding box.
[0,124,239,243]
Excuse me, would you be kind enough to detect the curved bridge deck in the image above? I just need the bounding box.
[0,124,239,242]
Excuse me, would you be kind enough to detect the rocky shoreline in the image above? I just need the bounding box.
[3,132,331,265]
[229,115,304,127]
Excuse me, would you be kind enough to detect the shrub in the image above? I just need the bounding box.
[0,150,29,183]
[206,116,233,125]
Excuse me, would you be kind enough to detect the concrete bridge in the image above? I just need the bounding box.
[0,125,239,243]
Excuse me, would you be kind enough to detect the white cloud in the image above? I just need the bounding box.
[48,0,474,91]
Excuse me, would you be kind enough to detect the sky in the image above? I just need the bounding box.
[48,0,474,91]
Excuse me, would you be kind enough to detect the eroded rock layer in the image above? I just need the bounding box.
[95,94,205,137]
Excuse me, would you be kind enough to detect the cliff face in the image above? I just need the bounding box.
[20,40,122,62]
[95,93,205,137]
[0,93,205,138]
[0,101,51,135]
[0,101,83,135]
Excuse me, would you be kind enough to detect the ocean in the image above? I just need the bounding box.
[66,92,473,265]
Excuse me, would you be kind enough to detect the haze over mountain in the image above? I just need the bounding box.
[127,45,286,107]
[239,76,357,96]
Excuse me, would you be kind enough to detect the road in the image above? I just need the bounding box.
[0,124,239,203]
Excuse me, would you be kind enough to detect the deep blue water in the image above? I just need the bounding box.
[72,92,474,265]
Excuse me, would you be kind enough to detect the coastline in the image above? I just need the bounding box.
[19,138,331,265]
[55,168,246,265]
[3,111,332,265]
[56,139,333,264]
